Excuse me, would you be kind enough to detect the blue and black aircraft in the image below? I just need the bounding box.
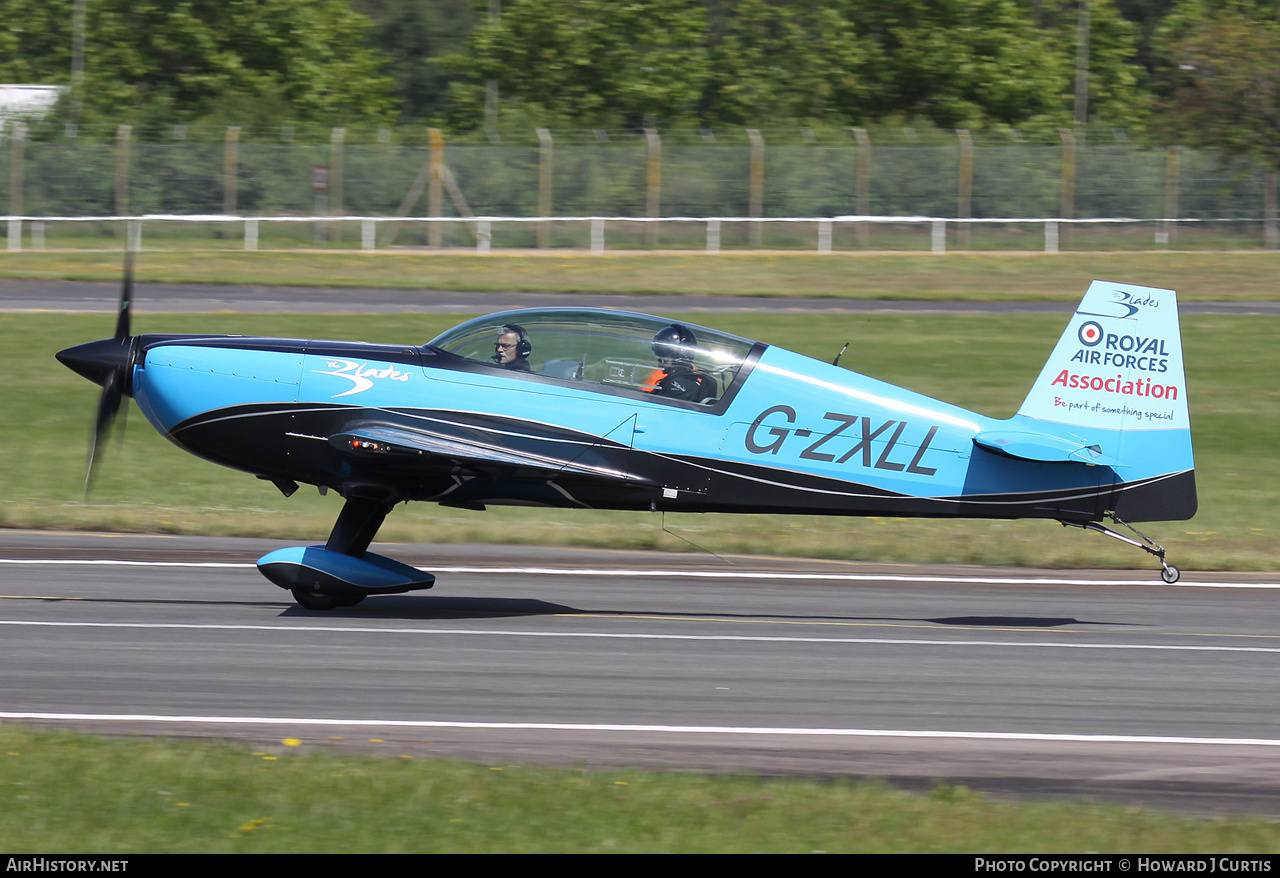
[58,267,1195,609]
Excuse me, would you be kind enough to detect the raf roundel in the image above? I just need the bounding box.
[1077,320,1104,347]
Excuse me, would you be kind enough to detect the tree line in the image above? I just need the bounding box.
[1,0,1276,170]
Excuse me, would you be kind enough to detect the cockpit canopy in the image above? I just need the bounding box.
[427,308,759,400]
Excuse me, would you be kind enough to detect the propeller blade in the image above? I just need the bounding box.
[85,381,123,495]
[83,247,136,495]
[113,249,133,339]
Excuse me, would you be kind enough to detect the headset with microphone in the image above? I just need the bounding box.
[492,323,532,363]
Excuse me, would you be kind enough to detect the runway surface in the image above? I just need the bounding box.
[5,278,1280,315]
[3,530,1280,816]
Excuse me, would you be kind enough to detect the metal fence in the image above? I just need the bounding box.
[9,213,1278,255]
[4,126,1277,251]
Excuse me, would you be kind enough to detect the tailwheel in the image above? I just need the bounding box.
[1059,515,1180,583]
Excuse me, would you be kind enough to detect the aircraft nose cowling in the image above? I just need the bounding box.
[56,337,136,390]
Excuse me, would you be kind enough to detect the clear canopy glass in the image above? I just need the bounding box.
[428,308,758,398]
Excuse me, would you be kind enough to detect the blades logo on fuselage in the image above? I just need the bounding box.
[312,359,412,398]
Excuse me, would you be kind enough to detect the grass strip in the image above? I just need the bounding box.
[2,250,1279,300]
[2,725,1278,853]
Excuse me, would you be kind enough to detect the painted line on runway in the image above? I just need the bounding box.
[1,557,1277,589]
[2,619,1279,652]
[4,710,1280,748]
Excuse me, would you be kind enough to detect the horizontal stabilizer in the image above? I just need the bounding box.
[972,430,1122,467]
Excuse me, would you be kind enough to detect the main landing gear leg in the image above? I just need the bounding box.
[1059,515,1180,583]
[325,495,390,558]
[290,496,391,610]
[257,494,435,609]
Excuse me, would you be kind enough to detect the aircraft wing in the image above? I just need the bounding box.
[330,423,643,483]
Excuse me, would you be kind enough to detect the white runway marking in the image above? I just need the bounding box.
[1,619,1278,654]
[1,557,1277,588]
[3,710,1280,748]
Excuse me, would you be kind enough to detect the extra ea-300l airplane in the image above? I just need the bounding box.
[57,271,1195,609]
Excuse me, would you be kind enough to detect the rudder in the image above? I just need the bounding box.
[1016,281,1195,521]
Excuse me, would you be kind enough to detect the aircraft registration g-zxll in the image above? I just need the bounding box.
[57,270,1195,609]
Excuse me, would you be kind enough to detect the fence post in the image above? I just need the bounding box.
[223,126,240,217]
[115,124,131,221]
[706,219,720,254]
[1161,147,1179,247]
[380,129,433,247]
[329,127,345,242]
[1059,128,1076,249]
[1266,172,1278,250]
[428,128,444,247]
[7,122,25,251]
[748,129,764,247]
[590,217,604,254]
[537,127,552,248]
[931,220,946,254]
[853,127,870,248]
[957,129,973,249]
[244,217,258,251]
[645,128,661,247]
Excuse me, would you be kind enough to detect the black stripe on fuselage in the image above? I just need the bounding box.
[164,401,1194,522]
[145,335,425,368]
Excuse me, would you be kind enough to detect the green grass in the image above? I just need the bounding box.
[2,725,1278,853]
[6,310,1276,571]
[2,249,1280,299]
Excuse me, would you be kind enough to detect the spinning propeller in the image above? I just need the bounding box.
[55,250,137,493]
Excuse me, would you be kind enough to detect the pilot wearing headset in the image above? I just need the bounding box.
[493,324,533,371]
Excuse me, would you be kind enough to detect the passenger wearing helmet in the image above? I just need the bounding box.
[650,323,716,401]
[492,324,533,371]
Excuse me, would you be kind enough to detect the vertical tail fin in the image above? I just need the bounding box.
[1016,281,1195,521]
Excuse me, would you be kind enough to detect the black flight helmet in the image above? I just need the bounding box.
[652,323,698,366]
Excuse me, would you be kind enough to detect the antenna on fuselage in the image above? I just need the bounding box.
[832,342,849,367]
